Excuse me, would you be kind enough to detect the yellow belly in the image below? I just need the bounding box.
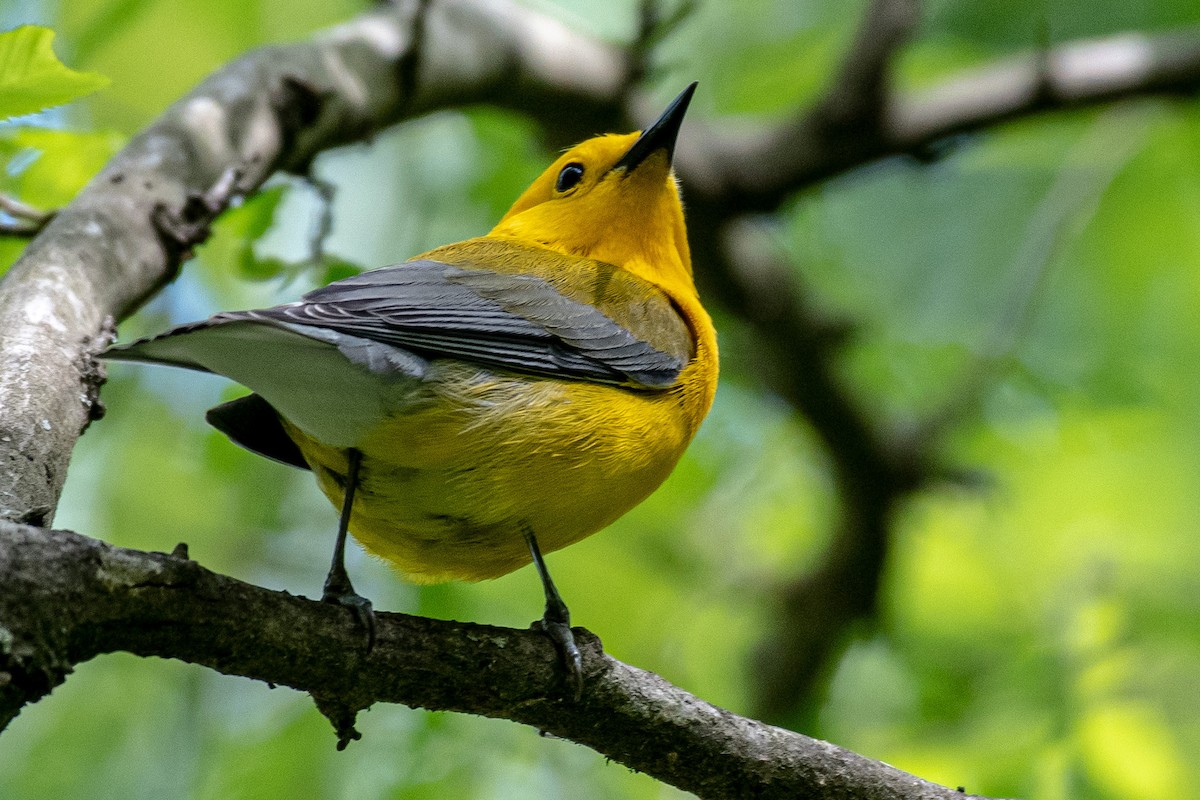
[282,359,707,583]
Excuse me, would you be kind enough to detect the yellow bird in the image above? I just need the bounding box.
[102,83,717,693]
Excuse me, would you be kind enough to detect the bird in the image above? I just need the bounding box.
[101,83,717,695]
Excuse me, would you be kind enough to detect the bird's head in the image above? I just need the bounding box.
[490,83,698,297]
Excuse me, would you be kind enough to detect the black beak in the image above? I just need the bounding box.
[612,82,696,174]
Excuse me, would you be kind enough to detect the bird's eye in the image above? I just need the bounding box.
[555,163,585,193]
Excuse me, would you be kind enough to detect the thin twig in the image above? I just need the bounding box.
[0,193,53,224]
[0,221,43,238]
[0,194,55,237]
[304,172,336,267]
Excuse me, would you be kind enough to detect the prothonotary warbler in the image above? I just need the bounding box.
[101,82,717,694]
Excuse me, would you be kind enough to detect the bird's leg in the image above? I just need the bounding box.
[524,527,583,699]
[322,447,376,650]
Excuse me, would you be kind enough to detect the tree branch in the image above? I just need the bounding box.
[895,27,1200,145]
[681,0,924,721]
[0,193,53,224]
[0,194,55,238]
[0,221,44,238]
[816,0,920,130]
[0,521,1002,800]
[677,25,1200,210]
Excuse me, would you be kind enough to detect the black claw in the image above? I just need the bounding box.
[323,585,376,652]
[534,617,583,700]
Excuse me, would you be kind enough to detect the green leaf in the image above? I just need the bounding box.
[0,127,124,277]
[220,186,286,241]
[317,256,362,285]
[0,26,110,121]
[204,186,288,280]
[1080,703,1187,800]
[1,128,125,207]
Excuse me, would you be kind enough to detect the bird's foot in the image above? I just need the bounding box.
[533,615,583,700]
[323,573,376,653]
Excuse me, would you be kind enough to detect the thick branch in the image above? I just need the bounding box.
[895,28,1200,144]
[0,521,999,800]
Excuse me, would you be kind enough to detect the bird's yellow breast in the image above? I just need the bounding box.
[284,329,714,583]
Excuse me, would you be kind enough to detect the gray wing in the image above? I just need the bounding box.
[102,256,692,448]
[231,259,689,389]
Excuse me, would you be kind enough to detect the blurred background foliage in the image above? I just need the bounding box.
[4,0,1200,798]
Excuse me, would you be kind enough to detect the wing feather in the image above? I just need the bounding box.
[231,256,690,388]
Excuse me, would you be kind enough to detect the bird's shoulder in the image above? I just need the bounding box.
[415,236,694,363]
